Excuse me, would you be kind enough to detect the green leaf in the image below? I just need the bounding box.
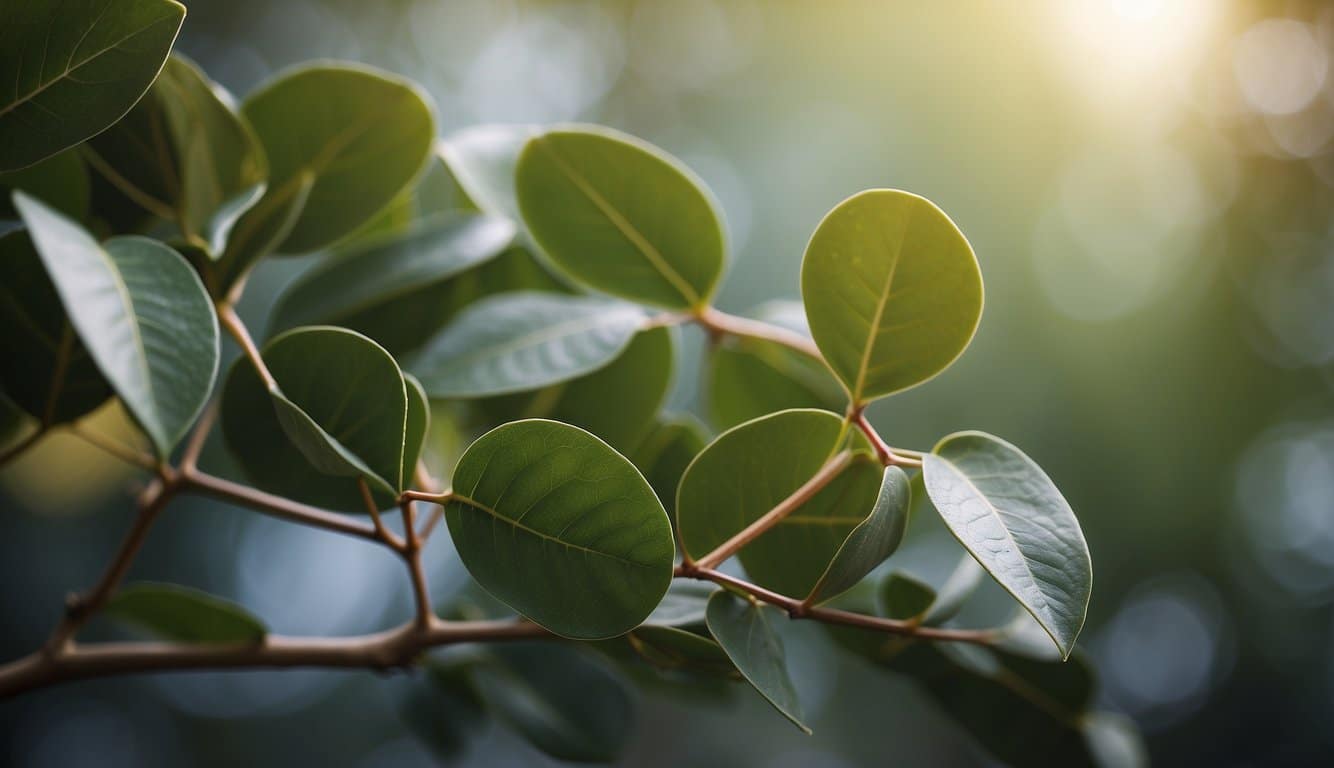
[515,125,726,310]
[878,571,936,621]
[923,431,1091,658]
[0,230,111,424]
[221,326,413,510]
[708,302,843,431]
[705,590,809,734]
[401,373,429,490]
[268,213,515,338]
[440,124,537,225]
[806,466,911,604]
[339,148,469,246]
[216,63,435,287]
[446,420,674,639]
[0,0,186,171]
[627,625,737,678]
[411,293,646,399]
[85,53,267,256]
[644,580,716,627]
[106,582,265,644]
[0,148,90,220]
[630,416,708,514]
[475,326,675,453]
[676,409,882,597]
[801,189,983,404]
[471,642,635,763]
[14,193,218,458]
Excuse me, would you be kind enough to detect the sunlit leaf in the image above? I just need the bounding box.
[923,431,1091,657]
[801,189,983,404]
[446,420,674,639]
[516,125,725,309]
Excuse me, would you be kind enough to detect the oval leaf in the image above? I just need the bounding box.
[0,0,185,171]
[411,293,645,398]
[630,416,708,514]
[446,420,674,639]
[0,230,112,423]
[705,590,809,734]
[14,193,218,458]
[106,582,265,644]
[676,408,882,597]
[515,125,725,310]
[440,124,537,225]
[221,326,411,510]
[806,466,911,604]
[269,213,515,339]
[922,431,1091,657]
[475,326,675,453]
[879,571,937,621]
[0,148,90,220]
[801,189,983,404]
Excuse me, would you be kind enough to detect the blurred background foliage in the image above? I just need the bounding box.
[3,0,1333,765]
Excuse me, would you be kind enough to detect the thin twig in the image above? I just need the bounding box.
[179,401,218,473]
[400,500,434,630]
[217,302,277,391]
[850,409,922,468]
[67,423,158,471]
[180,470,378,542]
[693,307,822,359]
[691,451,853,570]
[360,478,404,550]
[411,462,447,540]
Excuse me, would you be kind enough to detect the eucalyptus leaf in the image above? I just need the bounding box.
[628,625,736,678]
[440,124,538,225]
[475,326,674,453]
[343,148,468,245]
[216,62,434,287]
[676,408,882,597]
[801,189,983,404]
[411,293,645,399]
[446,419,674,639]
[516,125,725,309]
[806,466,911,604]
[14,193,218,458]
[221,326,412,510]
[705,590,810,734]
[0,0,186,171]
[269,213,515,337]
[106,582,265,644]
[923,431,1091,657]
[644,580,717,627]
[0,230,112,424]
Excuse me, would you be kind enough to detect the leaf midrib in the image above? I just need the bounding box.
[450,493,654,569]
[435,303,638,382]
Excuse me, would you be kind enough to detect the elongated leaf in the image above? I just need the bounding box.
[801,189,983,404]
[446,420,674,639]
[676,408,881,597]
[476,326,674,453]
[86,53,267,256]
[472,643,635,763]
[401,373,429,490]
[0,148,89,220]
[807,466,911,604]
[0,0,185,171]
[106,582,265,644]
[269,213,515,338]
[0,230,111,423]
[411,293,645,398]
[440,124,537,225]
[879,571,936,621]
[631,416,708,514]
[705,590,809,734]
[923,431,1091,657]
[644,580,716,627]
[516,125,725,309]
[628,625,736,678]
[15,193,218,458]
[221,326,412,510]
[215,63,434,289]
